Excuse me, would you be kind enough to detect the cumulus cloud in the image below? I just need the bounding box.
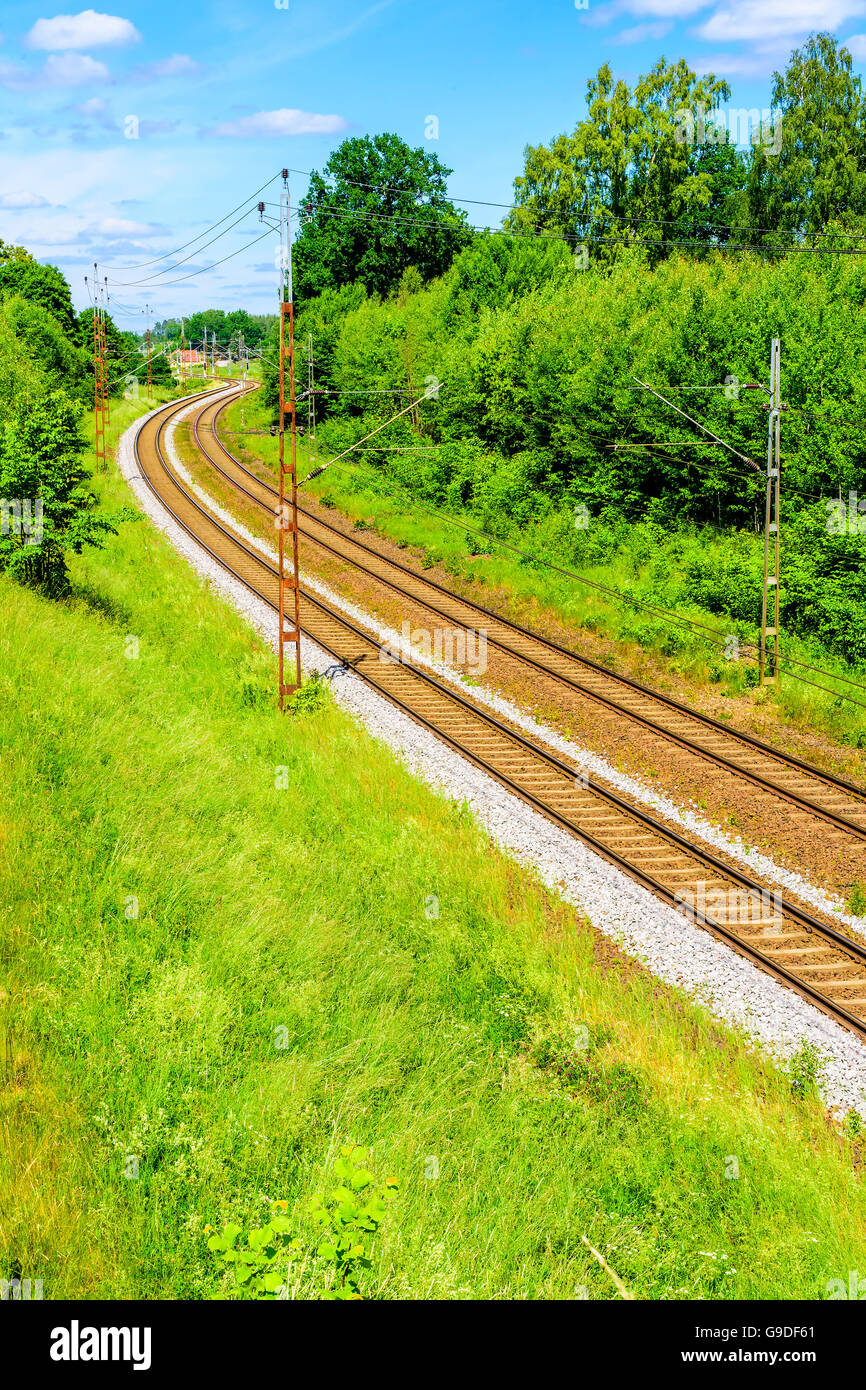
[696,0,866,41]
[44,52,110,84]
[207,108,348,138]
[26,9,140,50]
[846,33,866,57]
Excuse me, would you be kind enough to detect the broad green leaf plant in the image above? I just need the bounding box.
[207,1144,398,1300]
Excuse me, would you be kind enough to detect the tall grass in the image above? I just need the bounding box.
[1,389,865,1301]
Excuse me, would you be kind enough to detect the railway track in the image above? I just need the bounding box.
[198,386,866,846]
[131,386,866,1041]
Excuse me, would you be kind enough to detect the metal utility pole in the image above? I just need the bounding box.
[760,338,782,688]
[95,307,106,467]
[101,277,111,427]
[307,332,316,470]
[259,170,302,706]
[86,271,107,472]
[144,301,153,401]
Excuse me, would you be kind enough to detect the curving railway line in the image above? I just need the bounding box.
[198,385,866,844]
[128,384,866,1041]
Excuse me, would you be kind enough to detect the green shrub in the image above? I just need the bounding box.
[288,674,331,716]
[208,1145,398,1300]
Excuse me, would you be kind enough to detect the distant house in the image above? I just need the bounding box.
[170,349,205,377]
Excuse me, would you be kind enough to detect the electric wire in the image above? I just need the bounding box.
[284,161,866,244]
[102,171,282,272]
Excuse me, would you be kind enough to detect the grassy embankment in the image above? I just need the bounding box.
[1,387,865,1301]
[220,388,866,758]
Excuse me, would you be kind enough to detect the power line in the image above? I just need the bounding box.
[285,162,866,243]
[110,225,275,289]
[305,200,866,257]
[631,376,761,471]
[288,431,866,703]
[106,207,262,287]
[102,171,282,272]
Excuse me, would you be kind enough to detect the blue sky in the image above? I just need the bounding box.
[2,0,866,322]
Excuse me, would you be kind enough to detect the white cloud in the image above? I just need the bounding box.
[133,52,202,80]
[44,52,110,84]
[94,216,160,236]
[0,51,110,88]
[696,0,866,42]
[624,0,709,13]
[613,20,674,42]
[581,0,707,31]
[26,9,140,50]
[846,33,866,58]
[73,95,108,114]
[692,46,790,76]
[0,192,50,208]
[207,108,348,138]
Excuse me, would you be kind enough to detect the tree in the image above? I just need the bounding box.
[293,133,473,301]
[1,294,90,406]
[753,33,866,236]
[508,59,734,260]
[186,308,227,349]
[442,233,573,323]
[0,390,123,593]
[225,308,273,349]
[148,348,174,387]
[0,246,79,339]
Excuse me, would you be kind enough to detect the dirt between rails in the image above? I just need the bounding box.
[180,421,866,910]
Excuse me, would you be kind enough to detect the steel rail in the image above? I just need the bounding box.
[199,388,866,842]
[129,390,866,1041]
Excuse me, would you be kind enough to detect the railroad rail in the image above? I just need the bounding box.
[198,386,866,845]
[131,387,866,1041]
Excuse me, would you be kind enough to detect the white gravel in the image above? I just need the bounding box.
[117,395,866,1115]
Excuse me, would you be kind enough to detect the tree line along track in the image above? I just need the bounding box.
[132,387,866,1041]
[197,385,866,846]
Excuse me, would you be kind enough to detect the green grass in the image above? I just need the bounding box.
[220,390,866,754]
[2,387,866,1301]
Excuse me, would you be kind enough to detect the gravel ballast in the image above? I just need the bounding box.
[117,395,866,1114]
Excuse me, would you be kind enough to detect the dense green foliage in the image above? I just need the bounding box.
[282,148,866,669]
[0,390,121,593]
[0,241,79,339]
[155,309,275,350]
[2,294,89,406]
[148,347,175,387]
[294,133,473,300]
[237,34,866,675]
[0,249,127,593]
[760,33,866,235]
